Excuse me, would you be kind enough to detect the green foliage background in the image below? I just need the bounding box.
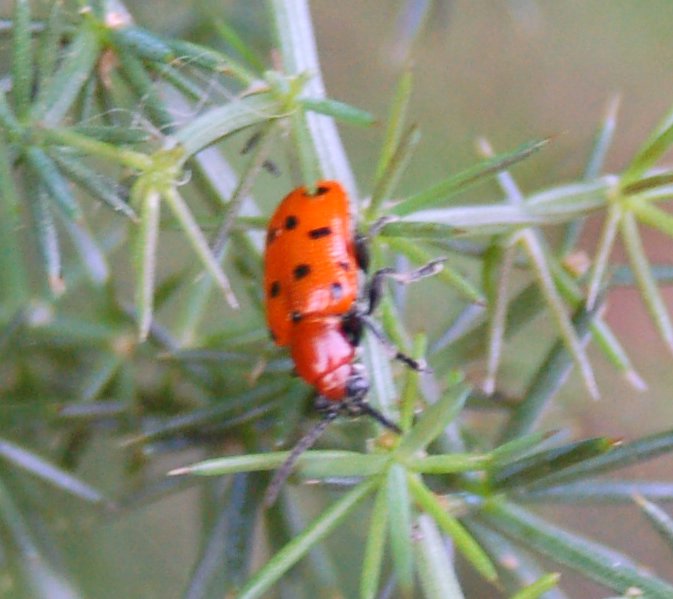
[2,1,673,598]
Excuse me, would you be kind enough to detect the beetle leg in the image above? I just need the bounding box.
[355,402,402,434]
[263,408,338,507]
[368,215,398,237]
[340,311,365,346]
[359,314,432,373]
[354,216,400,272]
[354,231,370,272]
[365,257,447,315]
[240,130,279,175]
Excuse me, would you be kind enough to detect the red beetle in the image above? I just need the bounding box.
[263,180,443,504]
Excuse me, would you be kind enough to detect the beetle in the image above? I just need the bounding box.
[263,180,444,505]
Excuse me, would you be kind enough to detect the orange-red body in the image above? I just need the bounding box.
[264,181,360,401]
[262,180,435,505]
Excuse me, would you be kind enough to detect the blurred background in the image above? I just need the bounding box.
[2,1,673,597]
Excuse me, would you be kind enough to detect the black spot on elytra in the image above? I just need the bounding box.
[291,311,302,322]
[269,281,281,298]
[285,215,298,230]
[308,226,332,240]
[304,185,330,197]
[330,282,344,300]
[293,264,311,280]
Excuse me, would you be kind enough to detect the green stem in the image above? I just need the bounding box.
[41,127,152,170]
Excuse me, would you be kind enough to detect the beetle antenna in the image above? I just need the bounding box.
[359,403,402,434]
[264,411,338,508]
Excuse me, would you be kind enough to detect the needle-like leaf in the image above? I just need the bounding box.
[11,0,32,119]
[520,229,599,399]
[634,494,673,553]
[484,242,515,394]
[396,382,469,457]
[509,573,562,599]
[33,25,100,126]
[0,130,27,304]
[368,124,421,220]
[0,476,85,599]
[416,514,467,599]
[300,97,376,126]
[562,95,620,253]
[236,478,376,599]
[387,464,415,595]
[523,428,673,491]
[35,0,64,93]
[490,437,614,490]
[373,68,413,186]
[50,151,137,221]
[25,147,82,221]
[27,184,63,295]
[133,187,161,340]
[59,216,109,286]
[360,484,389,599]
[0,437,109,506]
[500,299,598,442]
[484,501,673,597]
[111,25,175,63]
[468,521,570,599]
[392,139,548,216]
[620,209,673,355]
[586,202,621,309]
[622,101,673,185]
[408,474,497,581]
[162,186,239,309]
